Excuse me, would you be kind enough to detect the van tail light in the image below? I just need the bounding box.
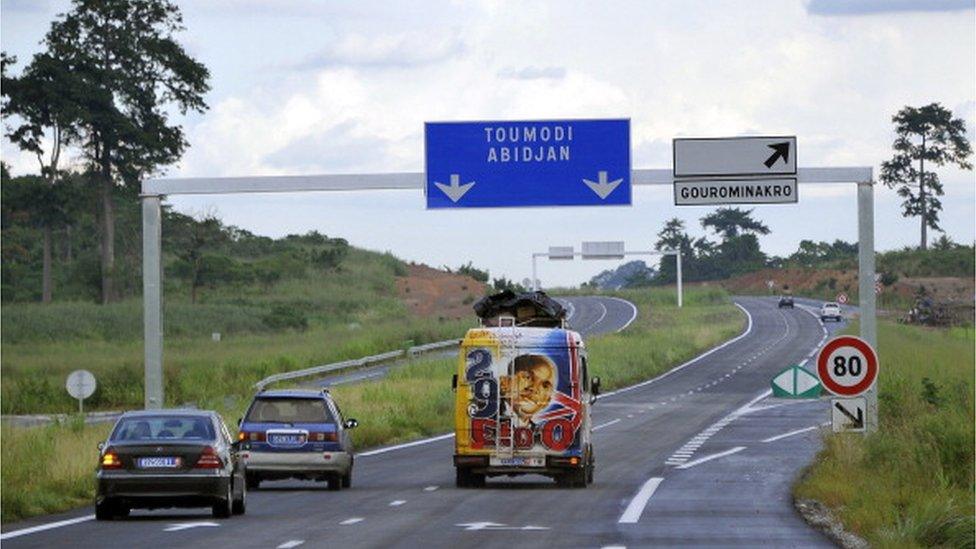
[101,448,123,469]
[195,446,223,469]
[309,432,337,442]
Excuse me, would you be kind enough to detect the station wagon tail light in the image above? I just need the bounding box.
[195,446,223,469]
[309,432,337,442]
[101,448,122,469]
[239,431,265,442]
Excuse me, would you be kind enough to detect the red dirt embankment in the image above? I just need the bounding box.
[395,264,488,320]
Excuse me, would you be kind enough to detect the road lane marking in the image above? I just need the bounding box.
[424,485,439,492]
[390,500,406,507]
[278,541,305,548]
[340,518,364,525]
[600,303,754,399]
[762,425,821,443]
[357,433,455,457]
[164,522,219,532]
[618,477,664,524]
[0,515,94,540]
[593,418,621,431]
[607,296,639,332]
[675,447,746,469]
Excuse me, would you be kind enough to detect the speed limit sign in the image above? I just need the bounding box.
[817,335,878,396]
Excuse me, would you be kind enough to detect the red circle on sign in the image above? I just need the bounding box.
[836,293,848,304]
[817,335,878,396]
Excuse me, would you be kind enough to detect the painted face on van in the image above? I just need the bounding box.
[510,355,555,421]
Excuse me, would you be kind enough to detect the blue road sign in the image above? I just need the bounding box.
[425,119,631,208]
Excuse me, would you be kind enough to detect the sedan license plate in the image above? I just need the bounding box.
[137,456,181,469]
[268,434,306,446]
[490,456,545,467]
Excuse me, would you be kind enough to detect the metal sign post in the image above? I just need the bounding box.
[141,164,873,412]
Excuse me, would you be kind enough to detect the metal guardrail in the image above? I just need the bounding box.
[254,339,461,390]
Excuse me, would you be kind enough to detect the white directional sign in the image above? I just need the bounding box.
[673,136,798,206]
[548,246,574,260]
[831,397,866,433]
[582,241,625,259]
[674,178,797,205]
[673,136,797,177]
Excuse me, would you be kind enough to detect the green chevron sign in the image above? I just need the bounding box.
[771,365,822,398]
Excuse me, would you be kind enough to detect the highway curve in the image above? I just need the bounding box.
[2,296,849,548]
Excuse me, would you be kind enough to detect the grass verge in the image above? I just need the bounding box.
[1,286,741,524]
[794,321,975,548]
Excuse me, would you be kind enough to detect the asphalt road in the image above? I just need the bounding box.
[2,296,848,548]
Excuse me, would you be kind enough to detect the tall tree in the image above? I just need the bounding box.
[880,103,972,250]
[1,52,82,302]
[41,0,210,303]
[654,217,694,284]
[700,207,770,240]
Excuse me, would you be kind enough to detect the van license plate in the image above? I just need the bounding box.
[490,456,545,467]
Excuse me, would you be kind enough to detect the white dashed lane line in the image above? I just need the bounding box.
[423,485,439,492]
[340,518,364,525]
[277,541,305,549]
[675,446,746,470]
[593,418,622,431]
[618,477,665,524]
[389,500,406,507]
[761,425,821,443]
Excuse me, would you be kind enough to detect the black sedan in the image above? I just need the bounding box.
[778,296,794,308]
[96,409,246,520]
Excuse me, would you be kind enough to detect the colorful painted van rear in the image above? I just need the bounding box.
[452,324,600,488]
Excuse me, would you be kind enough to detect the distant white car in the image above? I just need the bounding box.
[820,302,843,322]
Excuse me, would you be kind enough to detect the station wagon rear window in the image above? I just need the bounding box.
[246,398,334,424]
[111,416,215,441]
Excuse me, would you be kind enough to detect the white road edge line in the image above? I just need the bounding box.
[618,477,664,524]
[762,425,821,443]
[277,541,305,549]
[593,418,622,431]
[356,433,455,457]
[601,302,754,399]
[607,297,639,333]
[0,515,95,540]
[675,446,746,470]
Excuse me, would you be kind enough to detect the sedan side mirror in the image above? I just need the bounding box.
[591,377,601,396]
[451,374,458,391]
[97,442,105,452]
[344,419,359,430]
[237,417,242,426]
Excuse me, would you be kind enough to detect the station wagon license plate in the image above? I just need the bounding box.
[137,456,181,469]
[268,433,306,446]
[490,456,545,467]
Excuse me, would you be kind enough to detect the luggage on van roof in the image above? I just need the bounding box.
[473,290,566,328]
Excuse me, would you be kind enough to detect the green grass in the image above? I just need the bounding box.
[794,321,975,548]
[1,419,111,523]
[0,286,742,524]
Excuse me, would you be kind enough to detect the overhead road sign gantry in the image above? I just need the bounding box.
[672,136,798,206]
[425,119,631,208]
[141,162,873,414]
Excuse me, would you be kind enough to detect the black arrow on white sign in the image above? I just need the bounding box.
[763,142,791,168]
[834,401,864,429]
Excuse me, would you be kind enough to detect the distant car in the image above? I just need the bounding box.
[820,302,843,322]
[778,296,794,308]
[96,409,246,520]
[238,389,358,491]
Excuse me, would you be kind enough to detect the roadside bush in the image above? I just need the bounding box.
[262,304,309,331]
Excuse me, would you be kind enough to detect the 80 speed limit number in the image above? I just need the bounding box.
[816,335,878,396]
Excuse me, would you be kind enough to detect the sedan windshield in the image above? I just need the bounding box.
[111,416,215,442]
[245,398,334,424]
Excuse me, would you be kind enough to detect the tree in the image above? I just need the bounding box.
[654,218,694,284]
[700,208,770,239]
[41,0,210,302]
[880,103,972,250]
[168,213,226,303]
[1,52,83,302]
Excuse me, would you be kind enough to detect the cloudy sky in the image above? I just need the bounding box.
[3,0,974,286]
